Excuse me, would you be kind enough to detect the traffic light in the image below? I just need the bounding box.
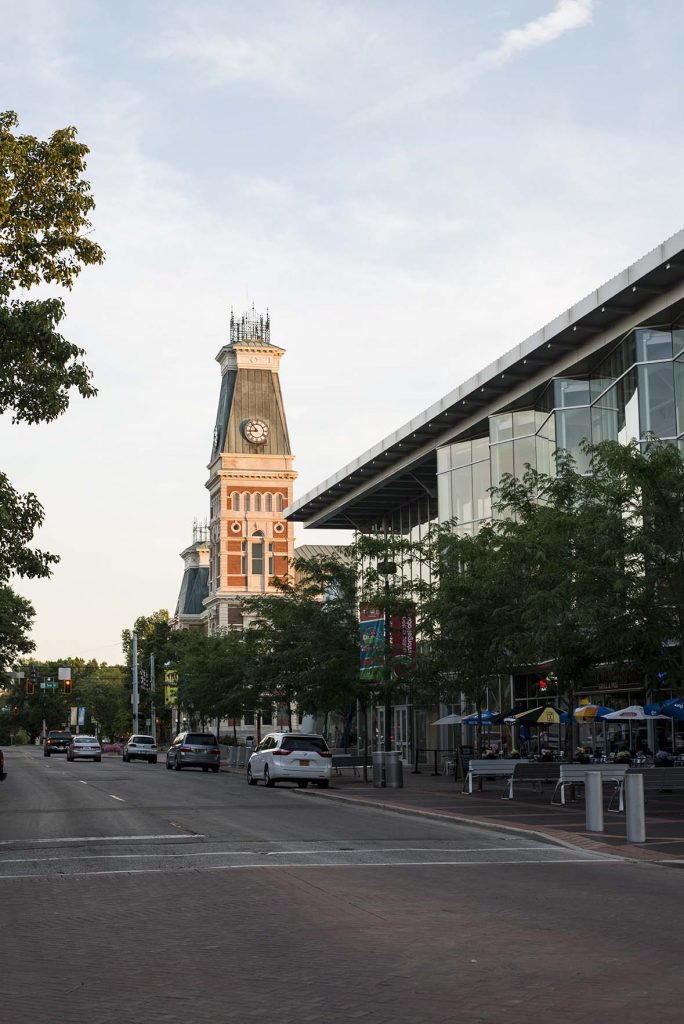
[27,665,37,694]
[63,679,72,694]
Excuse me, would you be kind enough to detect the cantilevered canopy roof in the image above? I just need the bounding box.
[287,229,684,530]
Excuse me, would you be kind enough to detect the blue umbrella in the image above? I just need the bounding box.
[659,698,684,721]
[461,710,496,727]
[644,702,667,718]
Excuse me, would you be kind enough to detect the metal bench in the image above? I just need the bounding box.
[504,761,561,799]
[552,763,629,809]
[618,767,684,806]
[463,759,521,794]
[331,754,371,777]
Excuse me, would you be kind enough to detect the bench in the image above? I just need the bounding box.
[505,761,561,800]
[552,763,629,809]
[620,767,684,805]
[463,759,521,794]
[331,754,372,777]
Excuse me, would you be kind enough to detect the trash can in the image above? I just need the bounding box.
[385,750,404,788]
[372,750,386,787]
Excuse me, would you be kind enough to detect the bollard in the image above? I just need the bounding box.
[625,772,646,843]
[585,771,604,832]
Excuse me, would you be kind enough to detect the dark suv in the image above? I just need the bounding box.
[44,730,73,756]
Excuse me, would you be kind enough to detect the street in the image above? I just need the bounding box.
[2,747,683,1023]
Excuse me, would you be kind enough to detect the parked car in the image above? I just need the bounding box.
[122,735,157,764]
[165,732,220,773]
[0,747,5,779]
[66,735,102,762]
[247,733,331,788]
[44,730,73,756]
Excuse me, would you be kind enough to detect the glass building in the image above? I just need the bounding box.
[287,231,684,758]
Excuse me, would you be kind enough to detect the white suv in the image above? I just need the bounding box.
[247,732,332,788]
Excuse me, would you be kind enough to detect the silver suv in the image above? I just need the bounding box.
[165,732,221,773]
[123,735,157,764]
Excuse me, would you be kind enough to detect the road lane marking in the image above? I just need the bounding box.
[0,834,204,846]
[0,859,621,880]
[80,781,88,785]
[109,795,125,802]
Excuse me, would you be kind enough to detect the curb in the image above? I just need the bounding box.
[291,786,681,867]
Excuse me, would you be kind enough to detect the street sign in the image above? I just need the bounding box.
[40,681,59,690]
[164,685,178,706]
[164,670,178,683]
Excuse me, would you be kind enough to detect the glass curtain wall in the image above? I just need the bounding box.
[437,322,684,531]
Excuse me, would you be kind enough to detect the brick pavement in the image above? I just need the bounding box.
[290,764,684,865]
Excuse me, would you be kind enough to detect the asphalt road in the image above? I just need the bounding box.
[2,747,683,1023]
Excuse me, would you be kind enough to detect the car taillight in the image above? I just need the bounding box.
[47,740,52,745]
[319,751,332,758]
[211,748,219,754]
[180,747,193,753]
[272,748,293,756]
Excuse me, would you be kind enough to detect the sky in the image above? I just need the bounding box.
[4,0,684,665]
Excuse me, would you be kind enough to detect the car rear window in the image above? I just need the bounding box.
[186,734,218,746]
[131,736,154,743]
[281,737,329,753]
[49,732,71,739]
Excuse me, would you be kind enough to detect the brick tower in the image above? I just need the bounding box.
[204,308,297,633]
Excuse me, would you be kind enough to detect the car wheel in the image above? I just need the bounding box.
[247,766,257,786]
[211,766,219,773]
[174,756,182,771]
[316,780,329,789]
[165,759,172,770]
[264,766,275,788]
[202,766,209,772]
[297,780,309,789]
[149,757,157,764]
[122,753,128,762]
[44,752,50,757]
[95,757,101,762]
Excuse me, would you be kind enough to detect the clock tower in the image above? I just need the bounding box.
[204,308,297,633]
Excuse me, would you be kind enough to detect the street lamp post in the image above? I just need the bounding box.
[377,560,397,767]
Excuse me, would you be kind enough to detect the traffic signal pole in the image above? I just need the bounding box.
[150,654,156,744]
[132,631,139,733]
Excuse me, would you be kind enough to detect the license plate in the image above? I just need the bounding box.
[299,759,310,766]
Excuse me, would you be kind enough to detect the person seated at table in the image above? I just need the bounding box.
[655,747,674,767]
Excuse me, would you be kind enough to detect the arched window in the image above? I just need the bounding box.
[252,531,265,575]
[254,493,262,512]
[232,491,240,511]
[266,493,273,512]
[244,493,251,512]
[276,493,284,512]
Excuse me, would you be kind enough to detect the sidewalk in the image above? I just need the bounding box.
[303,764,684,865]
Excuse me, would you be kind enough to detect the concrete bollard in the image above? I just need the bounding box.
[625,772,646,843]
[585,771,604,832]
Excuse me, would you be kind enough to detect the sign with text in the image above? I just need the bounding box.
[164,685,178,706]
[359,607,384,681]
[164,670,179,684]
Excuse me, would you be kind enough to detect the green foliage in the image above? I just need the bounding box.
[0,111,104,667]
[0,585,35,664]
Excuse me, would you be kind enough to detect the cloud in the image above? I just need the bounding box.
[354,0,593,123]
[149,2,358,95]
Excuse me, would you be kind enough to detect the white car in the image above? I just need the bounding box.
[247,732,332,788]
[122,735,158,764]
[66,735,102,762]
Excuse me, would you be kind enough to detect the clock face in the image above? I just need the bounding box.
[243,418,269,445]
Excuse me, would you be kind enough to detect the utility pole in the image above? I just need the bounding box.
[150,653,156,743]
[132,631,139,734]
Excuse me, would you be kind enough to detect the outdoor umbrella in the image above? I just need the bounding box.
[511,705,563,725]
[461,710,496,727]
[659,698,684,721]
[432,713,463,726]
[603,705,668,752]
[573,705,612,721]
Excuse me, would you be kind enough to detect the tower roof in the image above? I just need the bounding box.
[229,305,271,347]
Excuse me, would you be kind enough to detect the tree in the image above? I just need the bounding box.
[0,111,104,665]
[0,585,35,666]
[419,523,516,753]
